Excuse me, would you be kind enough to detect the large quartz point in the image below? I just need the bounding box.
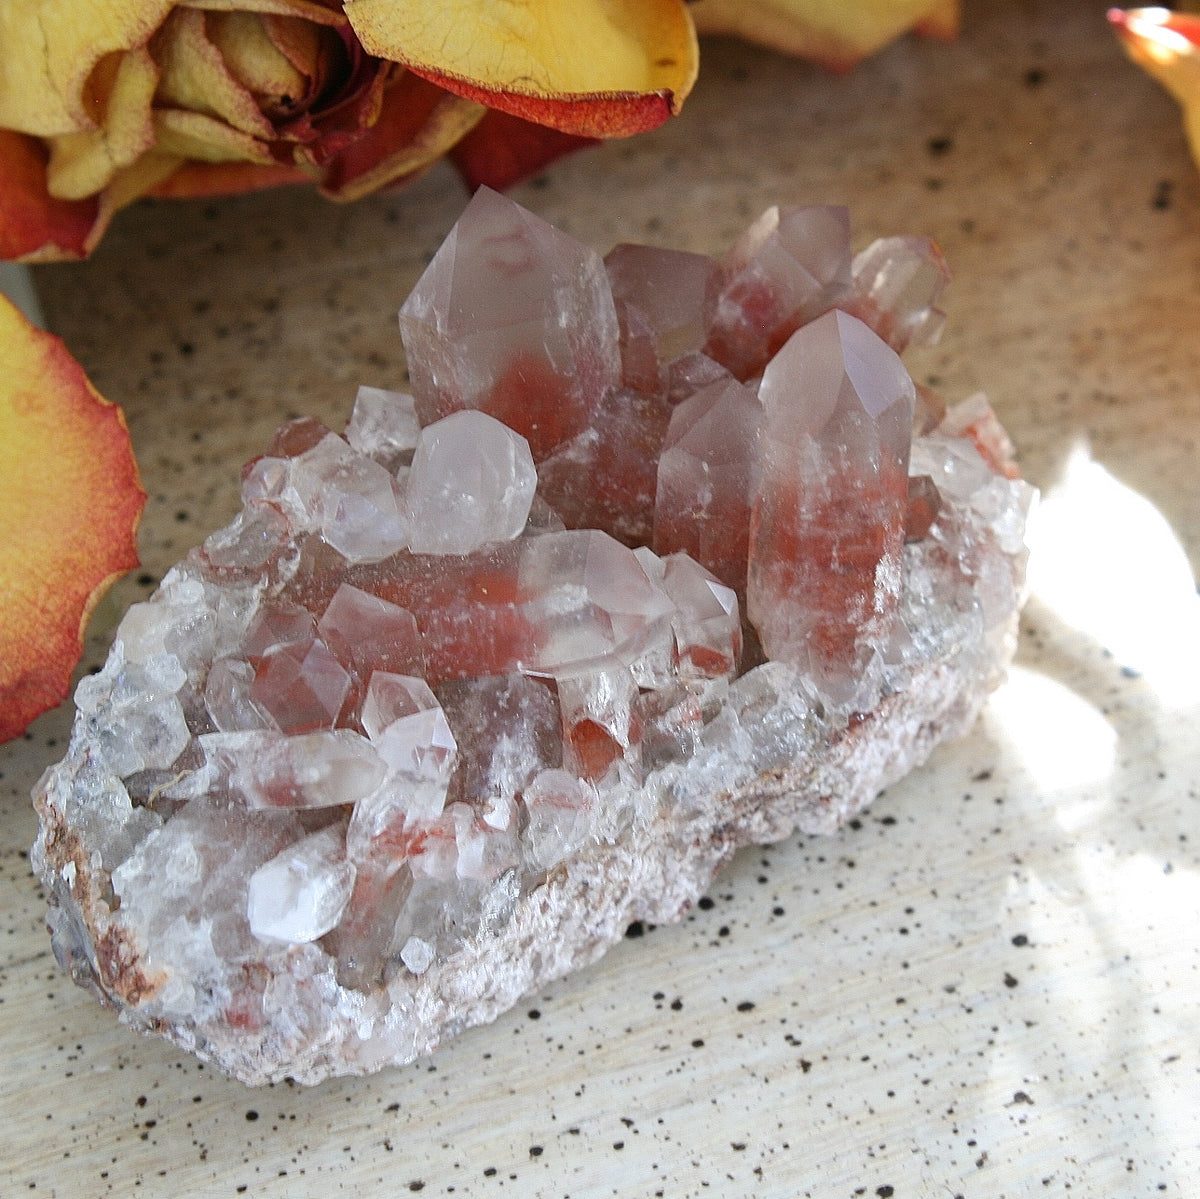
[748,309,915,708]
[398,186,620,461]
[33,193,1035,1086]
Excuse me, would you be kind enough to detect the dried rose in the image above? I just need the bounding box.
[0,0,698,261]
[689,0,958,72]
[0,296,145,739]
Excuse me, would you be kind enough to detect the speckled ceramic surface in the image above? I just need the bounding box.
[3,0,1199,1194]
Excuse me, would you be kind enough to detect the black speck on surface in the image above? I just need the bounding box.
[928,136,953,156]
[1024,66,1046,86]
[698,896,715,910]
[1004,972,1019,988]
[625,921,645,938]
[529,1146,543,1158]
[1012,934,1029,947]
[245,1110,259,1122]
[876,1187,895,1198]
[736,1001,755,1012]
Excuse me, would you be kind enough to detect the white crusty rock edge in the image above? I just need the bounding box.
[31,422,1032,1086]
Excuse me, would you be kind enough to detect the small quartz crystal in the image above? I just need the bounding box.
[33,192,1034,1086]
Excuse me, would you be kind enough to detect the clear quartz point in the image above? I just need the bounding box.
[317,583,423,684]
[653,374,762,593]
[705,205,852,380]
[345,385,421,471]
[605,243,716,390]
[517,530,676,675]
[406,411,537,555]
[847,235,951,353]
[201,728,387,809]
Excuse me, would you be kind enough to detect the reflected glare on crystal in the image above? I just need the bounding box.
[400,935,434,974]
[247,826,356,944]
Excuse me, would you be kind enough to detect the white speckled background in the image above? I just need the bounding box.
[3,1,1199,1195]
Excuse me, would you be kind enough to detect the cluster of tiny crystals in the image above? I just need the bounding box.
[40,189,1034,1028]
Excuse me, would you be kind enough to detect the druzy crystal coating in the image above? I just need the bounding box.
[33,190,1034,1085]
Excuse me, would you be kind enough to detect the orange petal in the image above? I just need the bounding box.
[319,71,484,201]
[1110,8,1200,164]
[344,0,699,137]
[0,296,145,740]
[147,158,312,198]
[0,130,99,261]
[450,109,599,192]
[690,0,959,71]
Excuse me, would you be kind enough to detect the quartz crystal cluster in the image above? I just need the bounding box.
[33,190,1035,1085]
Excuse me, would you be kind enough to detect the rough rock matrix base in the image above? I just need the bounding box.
[33,191,1034,1085]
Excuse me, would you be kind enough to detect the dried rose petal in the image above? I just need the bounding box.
[0,297,145,738]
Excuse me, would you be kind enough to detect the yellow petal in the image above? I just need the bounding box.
[45,48,160,201]
[152,7,276,139]
[178,0,347,25]
[0,0,175,136]
[0,295,144,740]
[152,108,275,163]
[690,0,959,70]
[344,0,699,137]
[208,12,312,109]
[1111,8,1200,166]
